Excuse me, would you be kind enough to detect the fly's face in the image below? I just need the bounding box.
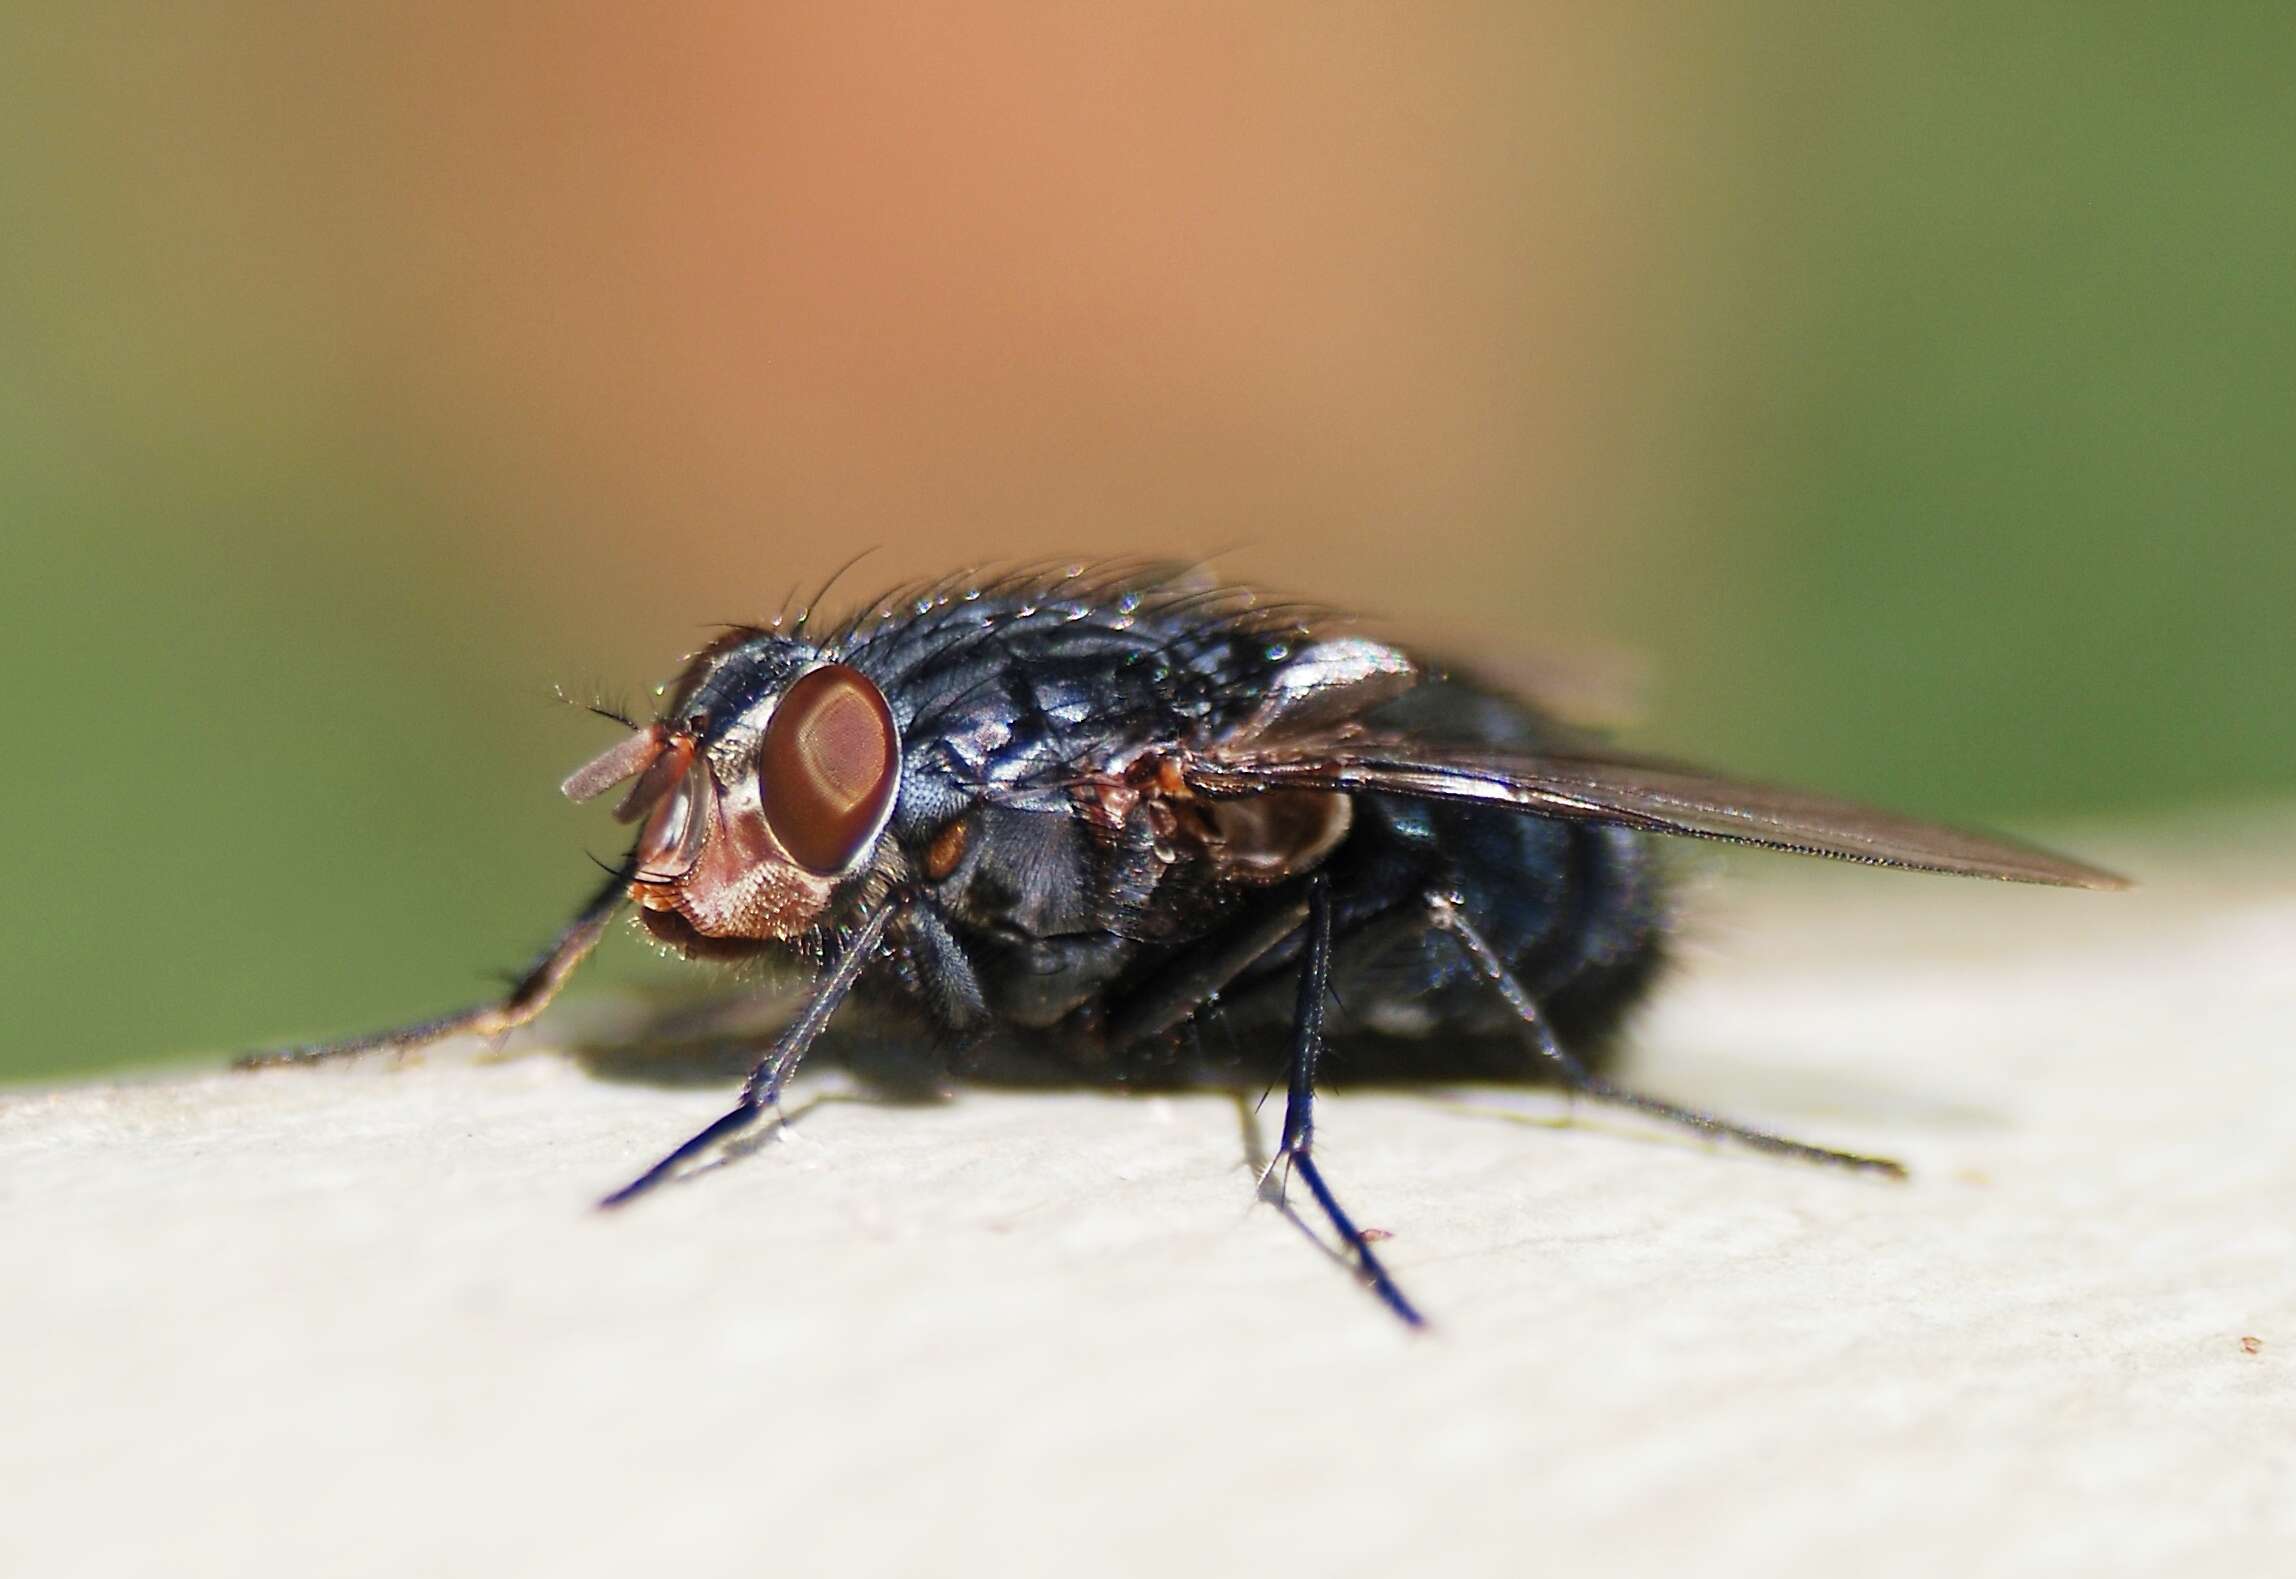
[561,642,902,947]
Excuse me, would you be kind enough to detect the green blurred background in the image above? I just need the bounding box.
[4,6,2288,1081]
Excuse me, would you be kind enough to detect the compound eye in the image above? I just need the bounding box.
[758,664,901,876]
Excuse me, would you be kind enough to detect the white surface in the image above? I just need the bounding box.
[4,835,2291,1578]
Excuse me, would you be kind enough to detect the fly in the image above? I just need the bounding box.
[242,564,2127,1327]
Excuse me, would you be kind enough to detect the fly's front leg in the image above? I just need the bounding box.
[1427,894,1904,1178]
[235,868,629,1069]
[1268,874,1427,1328]
[597,897,904,1209]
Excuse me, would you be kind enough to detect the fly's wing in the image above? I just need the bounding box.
[1182,733,2128,889]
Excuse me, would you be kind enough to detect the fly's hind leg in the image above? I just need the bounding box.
[1427,894,1904,1178]
[234,869,628,1069]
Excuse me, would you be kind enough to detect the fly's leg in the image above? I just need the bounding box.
[1268,874,1427,1327]
[1104,889,1311,1049]
[597,898,903,1209]
[1101,878,1427,1326]
[234,868,629,1069]
[1428,895,1904,1178]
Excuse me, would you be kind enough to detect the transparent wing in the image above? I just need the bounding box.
[1183,735,2127,889]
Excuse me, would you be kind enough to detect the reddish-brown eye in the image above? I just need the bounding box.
[758,664,901,876]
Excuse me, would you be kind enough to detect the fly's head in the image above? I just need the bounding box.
[560,634,902,951]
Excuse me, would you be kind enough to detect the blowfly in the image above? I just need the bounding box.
[244,564,2125,1326]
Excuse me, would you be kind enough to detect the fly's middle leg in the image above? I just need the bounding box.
[1266,874,1427,1327]
[1104,874,1430,1327]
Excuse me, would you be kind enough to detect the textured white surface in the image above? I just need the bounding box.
[4,832,2291,1579]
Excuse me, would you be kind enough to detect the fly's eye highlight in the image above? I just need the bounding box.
[758,664,901,876]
